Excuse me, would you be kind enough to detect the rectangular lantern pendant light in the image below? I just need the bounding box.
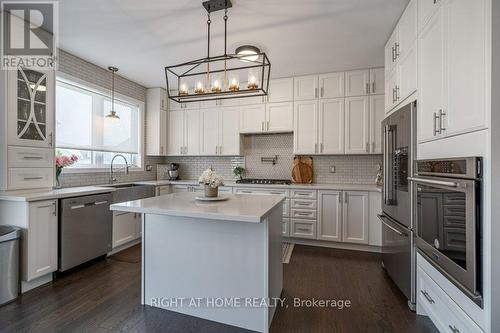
[165,0,271,103]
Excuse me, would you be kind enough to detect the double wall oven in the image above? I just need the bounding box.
[410,157,483,307]
[379,101,416,310]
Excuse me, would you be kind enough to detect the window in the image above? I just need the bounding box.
[55,76,143,170]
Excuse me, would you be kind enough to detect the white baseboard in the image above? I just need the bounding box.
[284,238,382,253]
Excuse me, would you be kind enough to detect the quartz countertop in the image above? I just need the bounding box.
[110,192,285,223]
[0,186,116,202]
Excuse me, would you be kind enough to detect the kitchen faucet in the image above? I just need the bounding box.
[110,154,129,184]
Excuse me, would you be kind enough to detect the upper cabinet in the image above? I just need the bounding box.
[417,0,488,143]
[167,109,201,156]
[201,107,241,156]
[345,70,370,97]
[7,68,55,148]
[267,78,293,103]
[319,72,344,99]
[345,96,370,154]
[146,88,168,155]
[294,75,318,100]
[369,68,385,95]
[385,0,417,112]
[240,102,293,134]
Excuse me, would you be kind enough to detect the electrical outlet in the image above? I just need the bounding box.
[330,166,336,173]
[146,165,153,172]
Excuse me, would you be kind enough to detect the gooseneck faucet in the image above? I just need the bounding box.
[110,154,129,184]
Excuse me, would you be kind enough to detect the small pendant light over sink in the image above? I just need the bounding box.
[106,66,120,123]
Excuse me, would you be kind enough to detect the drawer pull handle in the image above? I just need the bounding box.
[296,203,311,206]
[95,201,108,205]
[23,176,44,180]
[297,228,310,232]
[22,156,43,160]
[296,193,310,196]
[270,192,284,195]
[420,290,435,304]
[448,325,460,333]
[296,212,312,216]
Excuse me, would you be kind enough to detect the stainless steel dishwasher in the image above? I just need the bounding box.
[59,192,113,272]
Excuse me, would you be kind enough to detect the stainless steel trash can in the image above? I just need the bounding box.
[0,225,21,306]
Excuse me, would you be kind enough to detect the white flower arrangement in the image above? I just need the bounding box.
[198,168,225,188]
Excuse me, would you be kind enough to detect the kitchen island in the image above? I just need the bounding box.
[110,191,284,333]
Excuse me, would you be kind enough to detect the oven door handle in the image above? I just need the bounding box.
[407,177,459,188]
[377,214,407,237]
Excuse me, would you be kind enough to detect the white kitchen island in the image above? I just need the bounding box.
[110,192,284,333]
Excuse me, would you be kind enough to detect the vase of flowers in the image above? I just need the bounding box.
[233,166,245,180]
[198,168,224,198]
[55,153,78,188]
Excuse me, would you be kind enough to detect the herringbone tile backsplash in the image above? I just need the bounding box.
[160,133,382,184]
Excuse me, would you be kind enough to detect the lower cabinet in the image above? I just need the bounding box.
[317,190,342,241]
[112,211,141,248]
[25,200,58,281]
[342,191,369,244]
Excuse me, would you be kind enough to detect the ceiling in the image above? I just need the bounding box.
[57,0,408,88]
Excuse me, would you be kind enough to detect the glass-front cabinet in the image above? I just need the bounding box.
[8,67,54,148]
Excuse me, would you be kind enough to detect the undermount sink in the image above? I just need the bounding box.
[102,183,156,204]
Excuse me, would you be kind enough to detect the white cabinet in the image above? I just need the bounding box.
[418,0,443,32]
[268,78,293,102]
[293,100,318,154]
[319,72,344,98]
[418,5,446,142]
[385,0,417,112]
[345,69,370,97]
[266,102,293,133]
[317,190,342,241]
[318,98,344,154]
[369,68,385,95]
[26,200,58,281]
[294,75,318,100]
[167,109,201,156]
[369,95,385,154]
[345,96,369,154]
[202,107,241,156]
[342,191,369,244]
[240,104,266,133]
[7,68,55,148]
[146,88,168,155]
[368,192,382,246]
[112,211,139,248]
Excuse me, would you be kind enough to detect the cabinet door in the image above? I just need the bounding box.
[385,68,398,112]
[201,108,219,155]
[293,100,318,154]
[266,102,293,133]
[343,191,369,244]
[219,107,240,155]
[167,110,185,155]
[317,190,343,242]
[398,0,417,56]
[184,109,200,155]
[112,212,138,248]
[159,110,167,155]
[445,0,487,136]
[27,200,57,281]
[345,69,370,97]
[369,95,385,154]
[135,213,142,238]
[369,68,385,95]
[240,104,266,133]
[385,29,398,76]
[419,0,443,32]
[318,98,344,154]
[345,96,369,154]
[268,78,293,103]
[418,7,445,142]
[368,192,382,246]
[294,75,318,101]
[8,68,54,148]
[398,42,417,101]
[319,72,344,99]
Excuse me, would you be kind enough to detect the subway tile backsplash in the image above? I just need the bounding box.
[159,133,382,185]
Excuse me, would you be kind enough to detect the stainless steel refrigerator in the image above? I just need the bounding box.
[378,100,416,311]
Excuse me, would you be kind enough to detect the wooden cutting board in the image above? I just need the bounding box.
[292,156,313,184]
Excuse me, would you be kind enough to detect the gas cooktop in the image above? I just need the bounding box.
[235,179,292,185]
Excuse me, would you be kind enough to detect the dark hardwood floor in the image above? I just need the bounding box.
[0,245,437,333]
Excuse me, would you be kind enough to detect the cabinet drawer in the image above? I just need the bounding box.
[8,146,53,168]
[290,189,317,199]
[8,168,53,189]
[291,208,317,220]
[282,218,290,237]
[235,188,289,197]
[291,199,317,210]
[291,219,316,239]
[417,266,482,333]
[283,199,290,217]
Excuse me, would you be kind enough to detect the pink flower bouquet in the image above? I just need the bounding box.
[55,154,78,187]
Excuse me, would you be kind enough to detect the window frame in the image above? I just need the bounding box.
[55,71,145,173]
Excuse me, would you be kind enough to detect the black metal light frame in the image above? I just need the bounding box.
[165,0,271,103]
